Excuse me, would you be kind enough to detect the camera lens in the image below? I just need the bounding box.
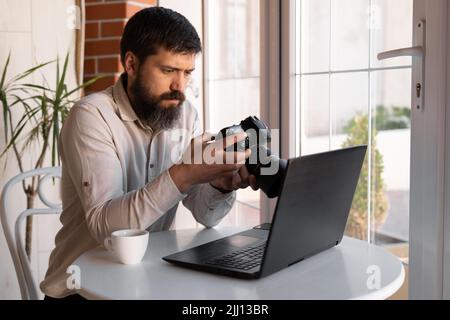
[218,116,287,198]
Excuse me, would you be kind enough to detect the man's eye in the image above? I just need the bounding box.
[162,68,173,74]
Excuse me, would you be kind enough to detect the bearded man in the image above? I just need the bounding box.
[41,6,257,300]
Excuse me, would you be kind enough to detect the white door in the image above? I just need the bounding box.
[295,0,415,298]
[377,0,450,300]
[407,0,449,300]
[280,0,450,299]
[379,0,450,300]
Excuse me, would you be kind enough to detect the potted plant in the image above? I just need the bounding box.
[0,53,101,259]
[342,113,388,241]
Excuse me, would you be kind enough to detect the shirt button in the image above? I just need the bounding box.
[149,164,154,169]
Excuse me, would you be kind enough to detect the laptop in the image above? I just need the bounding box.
[162,145,367,279]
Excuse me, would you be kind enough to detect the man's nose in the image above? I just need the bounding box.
[170,72,187,92]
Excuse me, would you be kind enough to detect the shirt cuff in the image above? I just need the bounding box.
[150,170,187,214]
[209,182,234,194]
[204,182,236,201]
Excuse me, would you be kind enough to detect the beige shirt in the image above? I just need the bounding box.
[40,75,236,298]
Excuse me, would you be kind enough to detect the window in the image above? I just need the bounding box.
[204,0,261,227]
[163,0,262,228]
[296,0,412,262]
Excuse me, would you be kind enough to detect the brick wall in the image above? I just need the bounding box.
[84,0,157,92]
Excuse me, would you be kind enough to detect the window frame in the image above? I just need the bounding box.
[259,0,297,221]
[281,0,450,300]
[163,0,450,299]
[408,0,449,300]
[202,0,263,226]
[445,1,450,300]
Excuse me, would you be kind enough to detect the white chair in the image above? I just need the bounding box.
[0,167,62,300]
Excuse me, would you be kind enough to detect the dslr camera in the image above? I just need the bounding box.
[215,116,287,198]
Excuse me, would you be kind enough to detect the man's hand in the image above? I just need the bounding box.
[210,165,259,193]
[169,132,252,193]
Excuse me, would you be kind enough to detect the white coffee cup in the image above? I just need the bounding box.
[104,229,149,265]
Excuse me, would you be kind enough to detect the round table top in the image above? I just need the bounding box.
[74,226,405,300]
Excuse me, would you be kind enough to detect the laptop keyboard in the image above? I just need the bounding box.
[205,240,266,271]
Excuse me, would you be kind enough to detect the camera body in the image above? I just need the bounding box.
[216,116,287,198]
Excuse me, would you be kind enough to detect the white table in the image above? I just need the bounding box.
[74,226,405,300]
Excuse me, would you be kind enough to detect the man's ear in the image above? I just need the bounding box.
[124,52,139,78]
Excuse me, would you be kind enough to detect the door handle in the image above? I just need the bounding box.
[377,20,426,111]
[377,46,424,60]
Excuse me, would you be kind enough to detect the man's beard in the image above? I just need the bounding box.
[129,73,185,132]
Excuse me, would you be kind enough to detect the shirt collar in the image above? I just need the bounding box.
[112,73,139,122]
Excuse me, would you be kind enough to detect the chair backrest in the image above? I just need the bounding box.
[0,167,62,300]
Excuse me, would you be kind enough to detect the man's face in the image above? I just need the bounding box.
[125,48,196,131]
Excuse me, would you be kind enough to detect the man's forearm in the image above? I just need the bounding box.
[182,183,236,228]
[169,164,192,194]
[83,170,186,243]
[209,181,234,194]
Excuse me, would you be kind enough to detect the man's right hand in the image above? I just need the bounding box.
[169,132,251,193]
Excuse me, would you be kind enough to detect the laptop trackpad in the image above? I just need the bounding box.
[226,235,260,248]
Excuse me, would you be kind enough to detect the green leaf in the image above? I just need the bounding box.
[51,111,59,167]
[56,54,69,98]
[56,54,60,89]
[0,52,11,89]
[0,51,102,171]
[63,75,104,99]
[22,83,55,92]
[9,95,40,125]
[0,53,12,141]
[10,60,54,84]
[0,116,29,158]
[1,94,9,142]
[20,125,41,156]
[14,107,41,131]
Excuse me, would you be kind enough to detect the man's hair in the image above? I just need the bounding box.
[120,7,202,65]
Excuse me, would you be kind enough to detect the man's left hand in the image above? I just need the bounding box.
[210,165,259,193]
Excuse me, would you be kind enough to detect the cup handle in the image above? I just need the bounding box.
[104,237,113,252]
